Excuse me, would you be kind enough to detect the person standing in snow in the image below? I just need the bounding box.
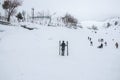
[115,42,119,48]
[90,41,93,46]
[104,42,107,46]
[61,41,66,56]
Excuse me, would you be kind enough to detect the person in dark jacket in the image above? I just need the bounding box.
[98,43,103,48]
[61,41,66,56]
[115,42,119,48]
[104,42,107,46]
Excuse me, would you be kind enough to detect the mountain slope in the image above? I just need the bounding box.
[0,21,120,80]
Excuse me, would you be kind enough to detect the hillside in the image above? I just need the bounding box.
[0,18,120,80]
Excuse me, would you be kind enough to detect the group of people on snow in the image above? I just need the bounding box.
[88,36,119,49]
[59,37,119,56]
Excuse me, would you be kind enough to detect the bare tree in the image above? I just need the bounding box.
[62,13,78,26]
[16,12,23,22]
[2,0,22,22]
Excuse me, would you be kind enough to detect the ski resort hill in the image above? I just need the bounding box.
[0,18,120,80]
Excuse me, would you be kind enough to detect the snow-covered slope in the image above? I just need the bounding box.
[0,21,120,80]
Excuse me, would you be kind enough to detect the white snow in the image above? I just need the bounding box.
[0,20,120,80]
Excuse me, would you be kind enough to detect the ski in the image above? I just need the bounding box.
[67,41,68,56]
[59,41,61,55]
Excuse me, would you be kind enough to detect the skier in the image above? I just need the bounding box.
[104,42,107,46]
[115,42,119,48]
[90,41,93,46]
[97,43,103,48]
[60,41,66,56]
